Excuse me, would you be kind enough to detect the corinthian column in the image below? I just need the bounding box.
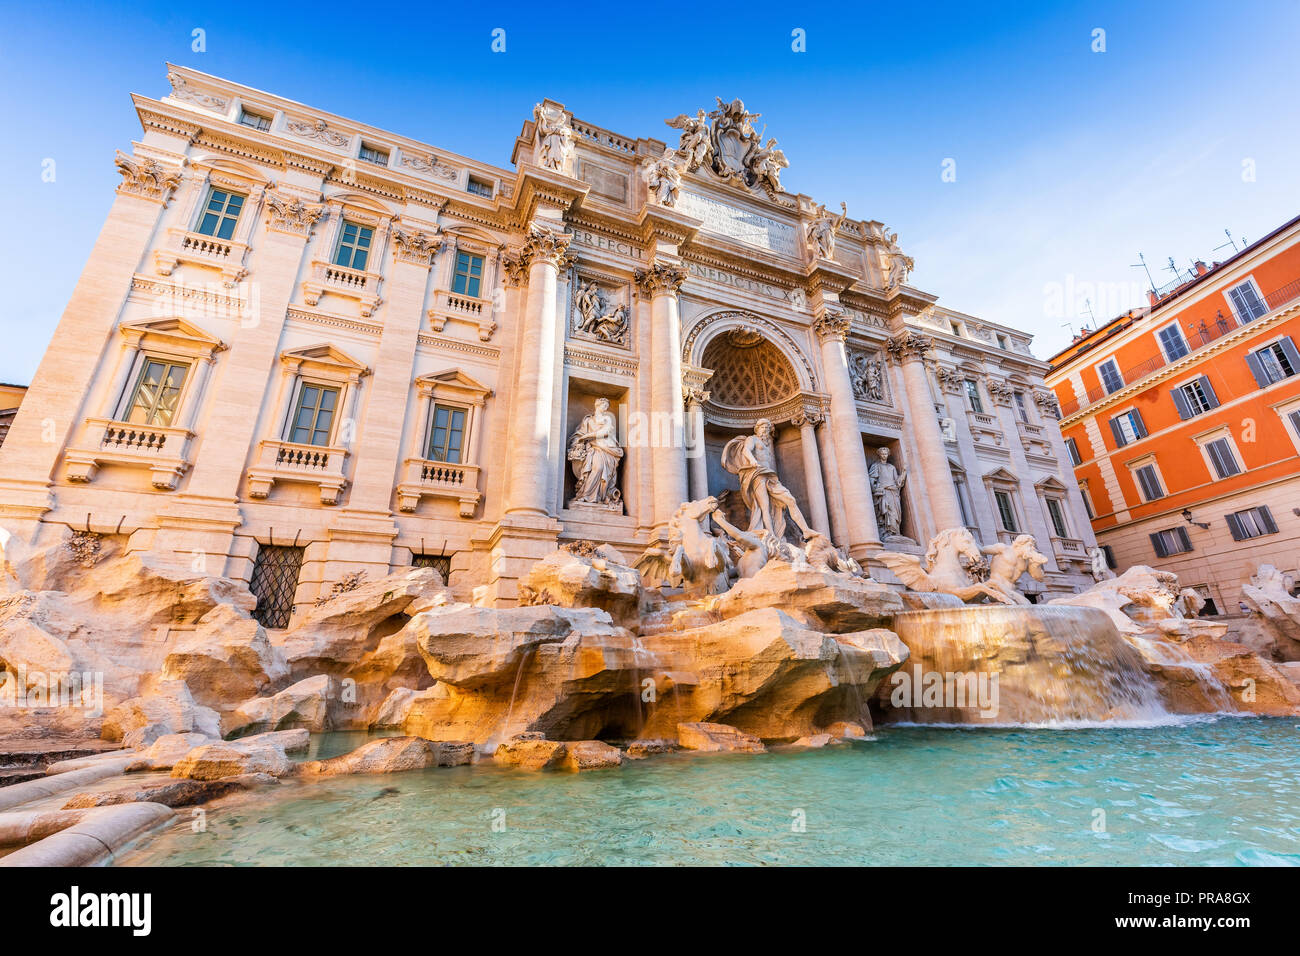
[887,330,964,532]
[636,262,689,530]
[505,223,571,517]
[813,309,881,554]
[792,410,831,537]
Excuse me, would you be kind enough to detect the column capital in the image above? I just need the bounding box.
[520,223,572,269]
[683,385,710,408]
[635,262,687,296]
[812,308,852,341]
[391,224,444,267]
[985,376,1015,406]
[792,409,824,429]
[885,330,935,361]
[113,151,183,205]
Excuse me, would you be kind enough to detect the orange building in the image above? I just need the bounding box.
[1046,213,1300,613]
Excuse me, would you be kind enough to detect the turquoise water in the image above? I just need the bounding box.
[118,718,1300,866]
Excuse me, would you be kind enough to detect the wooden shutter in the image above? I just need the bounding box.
[1170,386,1192,420]
[1109,417,1126,446]
[1175,527,1192,552]
[1278,337,1300,375]
[1244,350,1270,388]
[1224,512,1245,541]
[1150,532,1169,558]
[1258,505,1279,534]
[1198,376,1220,409]
[1131,409,1148,438]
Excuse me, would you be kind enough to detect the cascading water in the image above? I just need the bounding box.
[885,605,1171,725]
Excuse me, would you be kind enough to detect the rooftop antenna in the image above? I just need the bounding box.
[1213,229,1238,256]
[1061,320,1076,338]
[1131,252,1157,296]
[1080,298,1095,325]
[1164,256,1185,285]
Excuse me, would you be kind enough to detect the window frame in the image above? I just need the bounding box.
[451,251,485,298]
[1225,277,1269,324]
[1248,336,1300,387]
[358,143,390,167]
[1155,321,1190,362]
[1194,428,1243,481]
[1225,505,1279,541]
[286,380,341,448]
[1150,526,1193,558]
[193,186,246,241]
[122,355,191,427]
[1065,436,1083,467]
[238,108,272,131]
[466,177,494,198]
[1129,457,1166,503]
[993,489,1019,533]
[1171,374,1220,419]
[1096,357,1124,395]
[1044,496,1070,538]
[1109,408,1147,447]
[1275,396,1300,455]
[333,220,375,271]
[425,402,469,463]
[963,379,985,414]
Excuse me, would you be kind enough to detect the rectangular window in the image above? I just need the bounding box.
[289,384,339,446]
[359,144,389,166]
[993,491,1018,533]
[1225,505,1279,541]
[467,177,494,198]
[996,334,1009,350]
[954,477,975,531]
[1065,437,1082,466]
[1171,376,1220,419]
[1227,280,1268,323]
[1157,324,1189,361]
[1109,409,1146,447]
[950,321,963,336]
[1289,408,1300,441]
[1097,358,1124,394]
[1150,526,1193,558]
[452,252,484,297]
[1045,497,1069,538]
[1134,463,1165,501]
[195,187,245,240]
[964,380,984,414]
[1246,338,1300,387]
[427,404,467,463]
[1080,485,1095,519]
[333,221,374,270]
[125,358,189,426]
[1203,437,1241,480]
[1013,391,1030,423]
[238,109,271,131]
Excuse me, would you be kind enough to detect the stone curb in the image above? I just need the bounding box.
[0,758,134,813]
[0,808,92,847]
[0,803,174,866]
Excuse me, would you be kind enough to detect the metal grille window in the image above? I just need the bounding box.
[195,187,245,240]
[452,252,484,297]
[1203,437,1241,480]
[1225,505,1278,541]
[125,358,189,426]
[1227,280,1268,322]
[1045,497,1069,538]
[249,545,304,629]
[1134,463,1165,501]
[1150,527,1193,558]
[289,384,339,446]
[994,490,1018,533]
[412,553,452,583]
[427,404,466,462]
[333,221,374,270]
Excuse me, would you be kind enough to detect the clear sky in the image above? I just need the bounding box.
[2,0,1298,384]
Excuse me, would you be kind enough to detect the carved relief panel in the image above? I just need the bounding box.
[847,347,890,405]
[569,271,632,349]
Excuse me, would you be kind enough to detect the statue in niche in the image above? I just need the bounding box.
[721,418,816,543]
[567,398,623,506]
[533,103,574,173]
[573,281,630,345]
[807,202,847,260]
[644,147,683,206]
[869,446,907,539]
[881,230,915,290]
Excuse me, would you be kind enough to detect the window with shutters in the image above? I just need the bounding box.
[1132,462,1165,502]
[1079,483,1096,519]
[1197,433,1241,480]
[1172,376,1220,419]
[249,544,305,629]
[1281,402,1300,453]
[1226,279,1268,323]
[1247,337,1300,386]
[1065,437,1082,466]
[993,490,1018,533]
[1225,505,1278,541]
[1156,323,1189,362]
[1097,358,1124,395]
[1109,409,1146,446]
[1149,526,1193,558]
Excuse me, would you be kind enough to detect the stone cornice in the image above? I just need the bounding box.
[805,258,860,296]
[635,203,701,247]
[885,286,940,323]
[510,163,589,225]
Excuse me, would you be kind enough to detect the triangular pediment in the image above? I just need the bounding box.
[280,343,368,373]
[120,317,225,349]
[1034,475,1069,492]
[983,466,1020,484]
[416,368,493,401]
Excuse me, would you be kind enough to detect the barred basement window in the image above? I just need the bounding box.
[1225,505,1279,541]
[249,545,305,629]
[1150,526,1193,558]
[412,553,452,583]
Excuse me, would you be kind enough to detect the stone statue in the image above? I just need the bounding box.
[749,138,788,193]
[573,281,629,345]
[567,398,623,505]
[633,496,732,596]
[721,418,816,543]
[980,535,1049,606]
[665,109,712,170]
[807,202,847,260]
[1048,565,1187,635]
[708,97,762,184]
[868,447,906,538]
[533,103,574,173]
[881,230,914,290]
[875,527,1013,604]
[1088,546,1115,583]
[644,147,683,206]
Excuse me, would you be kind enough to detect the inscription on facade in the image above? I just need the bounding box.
[676,190,799,257]
[685,261,789,301]
[572,229,644,260]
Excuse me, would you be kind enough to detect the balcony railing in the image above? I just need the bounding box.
[63,417,194,490]
[246,438,349,505]
[1058,274,1300,418]
[427,289,498,342]
[302,260,383,317]
[396,457,481,517]
[154,228,249,287]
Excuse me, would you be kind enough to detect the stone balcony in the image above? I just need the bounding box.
[246,439,349,505]
[63,418,194,490]
[395,458,482,517]
[1051,535,1086,559]
[302,261,382,317]
[154,228,249,287]
[427,289,497,341]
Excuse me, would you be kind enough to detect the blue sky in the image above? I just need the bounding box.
[2,0,1298,383]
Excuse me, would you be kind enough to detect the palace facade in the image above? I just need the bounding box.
[0,66,1094,623]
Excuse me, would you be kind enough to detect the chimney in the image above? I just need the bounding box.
[1147,290,1160,307]
[1194,260,1208,276]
